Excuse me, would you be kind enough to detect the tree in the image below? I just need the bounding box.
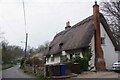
[2,41,24,64]
[100,1,120,45]
[0,32,4,40]
[2,41,10,64]
[35,41,50,53]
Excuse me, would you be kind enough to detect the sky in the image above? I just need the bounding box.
[0,0,105,48]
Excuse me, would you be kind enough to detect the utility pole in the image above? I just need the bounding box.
[22,0,28,58]
[24,33,28,58]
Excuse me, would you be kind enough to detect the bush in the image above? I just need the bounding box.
[20,58,26,69]
[64,56,90,72]
[73,57,89,71]
[64,61,74,70]
[64,47,92,72]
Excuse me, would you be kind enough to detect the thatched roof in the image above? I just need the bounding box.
[45,13,119,56]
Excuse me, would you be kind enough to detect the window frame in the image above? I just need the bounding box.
[51,56,54,62]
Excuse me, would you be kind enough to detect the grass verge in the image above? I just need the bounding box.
[2,63,16,70]
[33,73,46,79]
[23,68,46,79]
[0,65,2,71]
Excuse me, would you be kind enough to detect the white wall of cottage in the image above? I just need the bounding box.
[89,35,96,71]
[45,51,83,65]
[100,23,118,70]
[89,23,119,70]
[45,51,71,65]
[45,55,60,65]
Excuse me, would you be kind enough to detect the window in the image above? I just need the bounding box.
[51,55,54,62]
[75,52,80,57]
[51,57,54,62]
[101,37,105,44]
[49,47,51,51]
[46,58,49,62]
[60,55,68,62]
[59,43,63,49]
[70,54,73,59]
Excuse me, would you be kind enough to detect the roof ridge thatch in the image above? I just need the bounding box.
[72,15,93,28]
[54,15,93,39]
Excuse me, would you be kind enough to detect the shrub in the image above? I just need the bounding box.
[20,58,26,69]
[64,61,74,70]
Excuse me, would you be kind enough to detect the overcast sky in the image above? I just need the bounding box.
[0,0,105,48]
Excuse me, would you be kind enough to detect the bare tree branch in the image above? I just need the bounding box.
[100,1,120,45]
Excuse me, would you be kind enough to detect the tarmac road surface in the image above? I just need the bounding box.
[1,65,35,78]
[74,71,120,78]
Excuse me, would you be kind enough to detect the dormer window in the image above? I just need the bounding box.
[59,43,63,49]
[49,47,51,51]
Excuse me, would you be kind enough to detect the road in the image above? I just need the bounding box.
[0,65,119,79]
[1,65,35,78]
[0,70,2,80]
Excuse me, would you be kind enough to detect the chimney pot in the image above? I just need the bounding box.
[66,21,70,26]
[95,1,97,5]
[65,21,71,30]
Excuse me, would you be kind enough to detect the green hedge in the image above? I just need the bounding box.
[74,57,89,71]
[65,57,89,71]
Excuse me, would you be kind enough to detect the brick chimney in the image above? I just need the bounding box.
[93,1,106,71]
[65,21,71,30]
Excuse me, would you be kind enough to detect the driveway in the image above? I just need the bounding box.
[1,65,35,78]
[74,71,120,78]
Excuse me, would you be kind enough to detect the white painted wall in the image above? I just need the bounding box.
[89,23,119,70]
[45,51,84,65]
[89,35,96,70]
[100,23,118,70]
[46,55,60,65]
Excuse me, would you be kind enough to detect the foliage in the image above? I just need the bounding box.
[2,41,24,64]
[2,63,16,70]
[20,57,26,69]
[0,48,2,64]
[64,47,92,71]
[74,57,89,71]
[100,1,120,45]
[34,73,46,79]
[64,61,74,70]
[32,41,50,54]
[0,66,1,71]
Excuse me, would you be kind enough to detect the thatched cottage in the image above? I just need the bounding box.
[44,1,120,73]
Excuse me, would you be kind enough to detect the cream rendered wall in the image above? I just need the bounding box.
[45,51,70,65]
[100,23,118,70]
[45,51,83,65]
[46,55,60,65]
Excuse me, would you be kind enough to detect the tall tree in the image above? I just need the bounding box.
[2,41,24,64]
[100,1,120,45]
